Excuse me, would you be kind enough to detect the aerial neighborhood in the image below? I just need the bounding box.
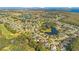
[0,7,79,51]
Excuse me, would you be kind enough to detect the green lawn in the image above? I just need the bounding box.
[0,24,16,39]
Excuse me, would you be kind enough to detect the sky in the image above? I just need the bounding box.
[0,0,79,7]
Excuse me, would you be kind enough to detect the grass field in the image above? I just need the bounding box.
[0,24,20,39]
[60,13,79,26]
[66,37,79,51]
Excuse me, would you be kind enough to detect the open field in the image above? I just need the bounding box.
[59,12,79,26]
